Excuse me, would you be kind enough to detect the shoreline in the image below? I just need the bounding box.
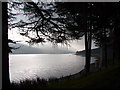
[56,63,96,81]
[11,63,96,84]
[10,63,98,89]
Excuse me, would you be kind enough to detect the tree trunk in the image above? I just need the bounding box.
[85,4,93,74]
[2,2,10,89]
[85,30,89,74]
[99,47,103,68]
[85,29,92,74]
[112,39,115,64]
[104,43,108,68]
[88,29,92,72]
[101,28,108,68]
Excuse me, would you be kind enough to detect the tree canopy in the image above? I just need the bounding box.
[9,2,83,46]
[8,1,120,72]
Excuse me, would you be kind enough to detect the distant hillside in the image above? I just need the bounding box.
[76,48,100,57]
[9,43,74,54]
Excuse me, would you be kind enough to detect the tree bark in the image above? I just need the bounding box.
[85,28,92,74]
[2,2,10,89]
[88,29,92,72]
[104,28,108,68]
[84,4,93,74]
[85,30,89,74]
[104,43,108,68]
[112,38,115,64]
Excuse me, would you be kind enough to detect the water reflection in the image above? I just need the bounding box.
[9,54,96,83]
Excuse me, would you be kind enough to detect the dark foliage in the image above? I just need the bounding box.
[3,2,120,89]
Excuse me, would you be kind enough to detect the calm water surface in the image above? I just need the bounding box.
[9,54,96,83]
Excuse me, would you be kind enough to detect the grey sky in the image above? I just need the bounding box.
[8,1,98,54]
[8,28,97,54]
[1,0,119,2]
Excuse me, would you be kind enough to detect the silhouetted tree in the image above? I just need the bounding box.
[9,2,81,45]
[55,2,120,70]
[2,2,10,89]
[8,2,82,87]
[54,2,99,73]
[2,2,23,89]
[112,3,120,61]
[8,2,120,77]
[9,2,99,74]
[92,3,120,67]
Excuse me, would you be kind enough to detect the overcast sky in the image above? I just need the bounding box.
[8,2,97,54]
[8,28,97,54]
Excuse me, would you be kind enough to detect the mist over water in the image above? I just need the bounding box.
[9,54,96,83]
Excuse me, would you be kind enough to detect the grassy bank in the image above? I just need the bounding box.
[48,63,120,88]
[10,62,120,89]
